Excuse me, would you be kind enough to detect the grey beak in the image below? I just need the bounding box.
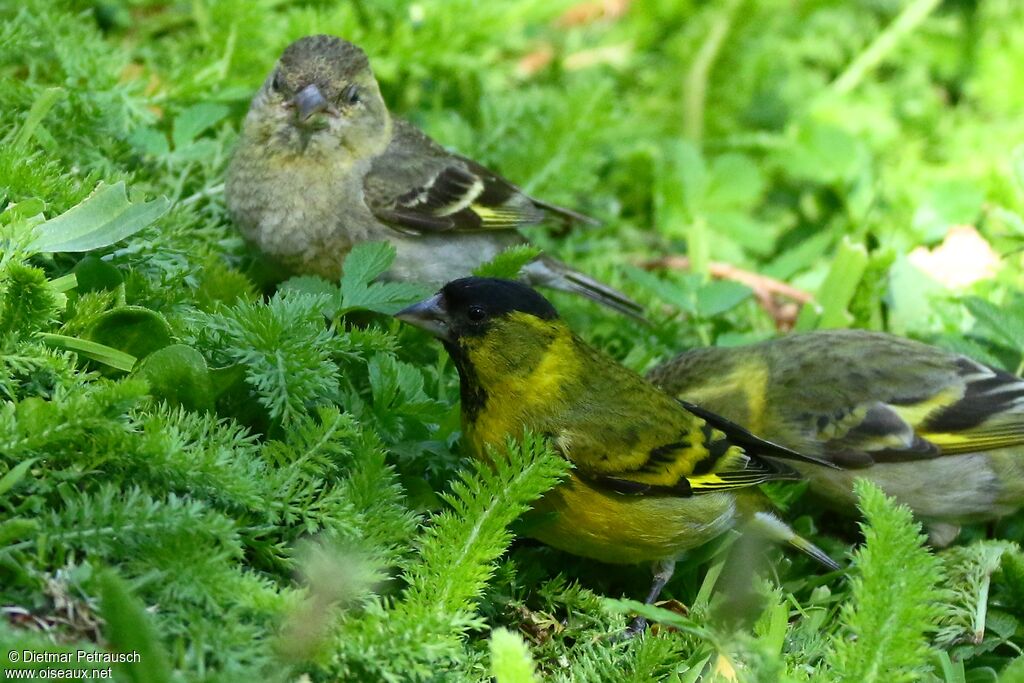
[294,83,329,121]
[395,293,451,341]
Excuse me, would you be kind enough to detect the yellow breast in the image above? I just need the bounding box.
[464,318,579,450]
[523,475,739,565]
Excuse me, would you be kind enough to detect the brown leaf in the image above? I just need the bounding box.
[647,598,690,635]
[514,604,564,644]
[516,44,555,78]
[556,0,632,27]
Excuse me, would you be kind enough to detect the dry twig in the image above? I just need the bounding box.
[642,255,812,330]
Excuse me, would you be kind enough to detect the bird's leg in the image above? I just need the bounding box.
[623,559,677,638]
[646,560,677,603]
[926,522,961,548]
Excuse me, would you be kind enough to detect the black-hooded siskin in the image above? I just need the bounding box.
[396,278,839,607]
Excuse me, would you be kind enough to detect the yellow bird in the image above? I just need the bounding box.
[647,329,1024,546]
[396,277,838,626]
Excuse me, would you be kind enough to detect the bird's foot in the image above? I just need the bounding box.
[610,559,679,640]
[611,616,648,642]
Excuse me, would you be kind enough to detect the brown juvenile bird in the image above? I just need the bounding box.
[226,35,642,317]
[647,329,1024,546]
[396,278,839,630]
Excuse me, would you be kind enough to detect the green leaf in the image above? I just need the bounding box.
[334,433,569,676]
[71,255,124,293]
[10,87,64,150]
[171,138,218,163]
[602,598,716,641]
[48,273,78,294]
[0,517,38,546]
[764,229,835,281]
[965,297,1024,351]
[655,139,707,243]
[172,103,230,149]
[343,280,430,316]
[490,628,539,683]
[704,153,764,210]
[623,266,698,315]
[135,344,214,412]
[695,280,752,318]
[29,181,170,253]
[99,572,173,683]
[886,256,948,336]
[776,122,866,186]
[193,259,257,311]
[280,275,339,300]
[86,306,173,362]
[2,197,46,224]
[0,458,37,497]
[1012,146,1024,195]
[966,666,1000,683]
[40,333,137,371]
[912,181,985,243]
[340,241,397,289]
[669,139,708,212]
[127,126,170,157]
[1000,656,1024,683]
[473,245,542,279]
[935,651,966,683]
[848,247,896,329]
[397,432,569,617]
[190,294,341,424]
[339,242,431,315]
[795,238,869,330]
[279,275,341,316]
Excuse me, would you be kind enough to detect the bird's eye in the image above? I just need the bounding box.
[271,72,283,92]
[466,305,487,323]
[341,84,361,105]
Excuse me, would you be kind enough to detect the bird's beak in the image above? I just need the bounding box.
[395,293,452,342]
[294,83,329,121]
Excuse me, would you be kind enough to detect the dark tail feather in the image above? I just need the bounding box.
[522,256,647,320]
[532,198,601,227]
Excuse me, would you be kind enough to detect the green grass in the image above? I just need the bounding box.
[3,0,1024,680]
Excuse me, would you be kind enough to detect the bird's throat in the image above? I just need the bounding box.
[444,341,489,423]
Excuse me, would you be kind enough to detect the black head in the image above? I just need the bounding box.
[395,277,559,342]
[441,278,559,327]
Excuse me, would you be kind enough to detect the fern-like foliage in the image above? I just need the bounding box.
[0,262,61,337]
[936,541,1021,660]
[328,433,569,680]
[823,480,945,683]
[186,291,342,425]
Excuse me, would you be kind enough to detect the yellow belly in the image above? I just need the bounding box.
[523,474,739,565]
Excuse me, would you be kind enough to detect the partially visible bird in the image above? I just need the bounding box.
[226,34,642,318]
[395,277,839,630]
[647,329,1024,546]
